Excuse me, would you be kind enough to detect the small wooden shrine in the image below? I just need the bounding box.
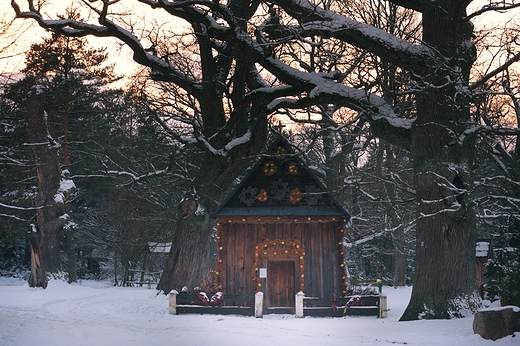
[214,138,350,308]
[476,239,494,292]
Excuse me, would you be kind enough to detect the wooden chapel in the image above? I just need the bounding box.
[213,137,350,309]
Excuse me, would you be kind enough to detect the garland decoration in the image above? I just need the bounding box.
[215,222,224,290]
[252,238,305,293]
[337,226,348,295]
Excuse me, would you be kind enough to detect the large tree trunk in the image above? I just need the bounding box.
[378,141,407,287]
[66,228,77,283]
[156,142,263,294]
[401,2,477,320]
[24,86,64,274]
[27,224,47,288]
[156,202,214,293]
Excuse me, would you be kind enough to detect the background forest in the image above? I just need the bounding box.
[1,33,180,285]
[1,0,520,320]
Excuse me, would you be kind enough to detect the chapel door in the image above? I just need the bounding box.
[267,260,295,307]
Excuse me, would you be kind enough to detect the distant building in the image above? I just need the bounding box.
[148,242,172,253]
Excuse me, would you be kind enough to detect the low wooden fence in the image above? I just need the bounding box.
[125,269,161,288]
[173,293,256,316]
[303,295,385,318]
[168,291,387,318]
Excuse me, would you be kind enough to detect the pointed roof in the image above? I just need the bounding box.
[214,137,350,218]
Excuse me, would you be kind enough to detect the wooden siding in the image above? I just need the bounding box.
[216,216,347,306]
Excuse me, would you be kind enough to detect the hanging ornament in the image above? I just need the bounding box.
[289,187,302,204]
[288,161,298,175]
[257,189,268,202]
[263,161,277,176]
[275,145,286,156]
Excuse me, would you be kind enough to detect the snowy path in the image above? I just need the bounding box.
[0,278,516,345]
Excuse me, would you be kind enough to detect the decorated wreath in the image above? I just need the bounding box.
[257,189,268,202]
[289,187,302,204]
[238,186,258,206]
[263,161,276,176]
[287,161,298,175]
[270,179,289,199]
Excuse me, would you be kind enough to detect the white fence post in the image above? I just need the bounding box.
[379,295,387,318]
[255,292,264,318]
[295,291,304,318]
[168,290,178,315]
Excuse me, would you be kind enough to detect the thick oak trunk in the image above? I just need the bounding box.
[156,145,262,294]
[401,1,478,320]
[24,86,64,274]
[27,225,47,288]
[156,204,213,293]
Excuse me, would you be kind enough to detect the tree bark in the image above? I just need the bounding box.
[27,224,47,288]
[156,202,213,293]
[400,1,478,320]
[63,80,77,283]
[66,229,77,283]
[378,141,407,286]
[156,140,264,294]
[24,86,64,274]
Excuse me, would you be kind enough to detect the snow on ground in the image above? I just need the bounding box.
[0,277,517,346]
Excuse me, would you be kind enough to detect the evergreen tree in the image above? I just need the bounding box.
[20,29,117,279]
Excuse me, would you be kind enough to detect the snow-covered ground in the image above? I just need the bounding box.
[0,277,517,345]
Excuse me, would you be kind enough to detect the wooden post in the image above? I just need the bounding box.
[255,292,263,318]
[379,295,387,318]
[295,291,304,318]
[168,290,178,315]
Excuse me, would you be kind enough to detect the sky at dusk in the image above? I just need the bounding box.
[1,1,518,84]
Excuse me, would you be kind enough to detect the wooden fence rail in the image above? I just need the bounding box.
[125,269,162,288]
[168,292,387,318]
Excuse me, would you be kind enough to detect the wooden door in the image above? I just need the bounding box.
[267,260,295,307]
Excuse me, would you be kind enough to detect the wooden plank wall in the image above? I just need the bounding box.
[216,216,345,300]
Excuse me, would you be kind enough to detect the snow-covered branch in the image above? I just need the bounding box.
[104,168,169,182]
[11,0,203,97]
[0,202,40,211]
[0,212,27,221]
[273,0,439,74]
